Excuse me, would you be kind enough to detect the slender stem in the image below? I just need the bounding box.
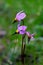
[21,35,26,65]
[22,20,24,25]
[21,20,25,65]
[21,35,24,65]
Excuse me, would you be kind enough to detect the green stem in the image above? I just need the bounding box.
[22,20,24,25]
[21,35,26,65]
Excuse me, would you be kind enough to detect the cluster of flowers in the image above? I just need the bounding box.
[13,11,34,42]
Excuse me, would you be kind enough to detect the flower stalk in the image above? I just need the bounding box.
[21,34,26,65]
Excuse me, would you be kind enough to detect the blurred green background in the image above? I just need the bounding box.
[0,0,43,65]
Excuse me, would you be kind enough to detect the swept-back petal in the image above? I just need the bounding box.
[18,26,27,31]
[16,11,26,21]
[16,11,23,16]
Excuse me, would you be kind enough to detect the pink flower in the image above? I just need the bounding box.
[15,25,34,38]
[26,32,35,42]
[13,11,26,23]
[12,25,34,42]
[26,32,34,39]
[16,11,26,21]
[18,25,27,31]
[16,25,27,34]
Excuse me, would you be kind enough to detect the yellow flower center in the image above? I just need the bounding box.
[16,29,18,33]
[15,18,16,20]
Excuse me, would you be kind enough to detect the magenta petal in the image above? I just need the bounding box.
[18,26,27,31]
[16,11,26,21]
[26,32,34,39]
[16,16,21,21]
[31,34,34,38]
[19,31,25,34]
[26,32,30,36]
[18,13,26,19]
[31,34,34,37]
[16,11,23,16]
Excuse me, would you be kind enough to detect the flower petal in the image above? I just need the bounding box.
[16,11,23,16]
[19,31,25,34]
[26,32,30,36]
[16,11,26,21]
[18,26,27,31]
[18,13,26,19]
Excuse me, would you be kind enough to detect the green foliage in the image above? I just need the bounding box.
[0,0,43,65]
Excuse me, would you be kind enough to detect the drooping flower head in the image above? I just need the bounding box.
[13,11,26,23]
[26,32,34,42]
[26,32,34,38]
[12,25,34,37]
[12,25,34,43]
[15,25,27,34]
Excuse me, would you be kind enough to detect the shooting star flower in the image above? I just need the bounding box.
[13,11,26,23]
